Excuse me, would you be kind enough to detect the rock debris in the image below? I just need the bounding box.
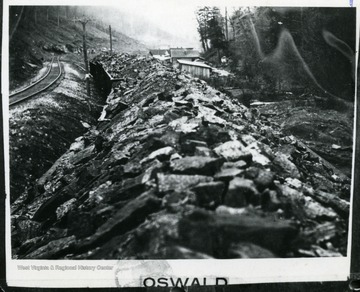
[11,53,351,259]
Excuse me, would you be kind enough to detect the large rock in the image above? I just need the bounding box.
[273,153,301,179]
[140,146,175,163]
[224,177,260,207]
[32,188,74,222]
[301,221,339,245]
[214,140,252,163]
[67,211,96,239]
[13,220,43,244]
[278,185,338,221]
[70,145,95,165]
[215,205,249,216]
[83,211,182,259]
[178,208,298,257]
[191,181,225,209]
[24,236,76,259]
[254,169,275,191]
[155,245,214,259]
[56,198,77,221]
[245,141,271,166]
[311,245,343,257]
[181,140,208,154]
[222,160,247,169]
[170,156,223,175]
[261,189,282,212]
[77,192,162,250]
[228,242,277,258]
[87,175,148,205]
[157,173,213,193]
[304,188,350,218]
[214,168,243,181]
[194,146,214,157]
[17,228,68,258]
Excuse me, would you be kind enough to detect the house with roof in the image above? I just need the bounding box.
[170,48,201,66]
[149,49,170,61]
[177,59,212,79]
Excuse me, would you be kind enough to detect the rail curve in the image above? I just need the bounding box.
[10,57,63,106]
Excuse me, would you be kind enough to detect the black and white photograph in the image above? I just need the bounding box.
[3,0,358,288]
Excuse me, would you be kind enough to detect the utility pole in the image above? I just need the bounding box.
[77,17,91,96]
[109,25,113,54]
[225,7,228,41]
[57,6,60,27]
[34,7,37,25]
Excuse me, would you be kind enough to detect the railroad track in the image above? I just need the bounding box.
[10,56,63,106]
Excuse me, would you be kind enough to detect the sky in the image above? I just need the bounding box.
[112,0,202,48]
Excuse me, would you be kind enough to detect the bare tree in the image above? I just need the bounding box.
[109,25,113,54]
[10,6,24,41]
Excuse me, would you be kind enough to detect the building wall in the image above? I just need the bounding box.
[180,64,210,79]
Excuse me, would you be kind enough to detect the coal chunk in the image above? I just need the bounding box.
[178,208,298,257]
[224,177,260,207]
[170,156,224,176]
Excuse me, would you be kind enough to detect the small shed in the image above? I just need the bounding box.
[170,48,200,66]
[177,59,212,79]
[149,49,170,61]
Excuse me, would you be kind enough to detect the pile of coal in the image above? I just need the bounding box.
[11,53,350,259]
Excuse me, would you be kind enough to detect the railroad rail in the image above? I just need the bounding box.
[9,57,55,97]
[73,62,86,72]
[9,57,63,106]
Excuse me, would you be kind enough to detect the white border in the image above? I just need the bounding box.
[6,258,351,287]
[2,0,358,288]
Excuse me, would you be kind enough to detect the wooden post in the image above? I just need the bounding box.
[109,25,113,54]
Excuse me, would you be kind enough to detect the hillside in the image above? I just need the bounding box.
[9,6,147,90]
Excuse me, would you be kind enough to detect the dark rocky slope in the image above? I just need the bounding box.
[9,62,103,203]
[11,53,351,259]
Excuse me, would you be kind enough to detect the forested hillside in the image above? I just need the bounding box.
[196,7,355,100]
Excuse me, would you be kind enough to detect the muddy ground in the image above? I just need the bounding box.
[252,96,354,178]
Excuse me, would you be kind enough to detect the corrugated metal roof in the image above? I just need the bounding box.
[177,59,212,69]
[170,48,200,58]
